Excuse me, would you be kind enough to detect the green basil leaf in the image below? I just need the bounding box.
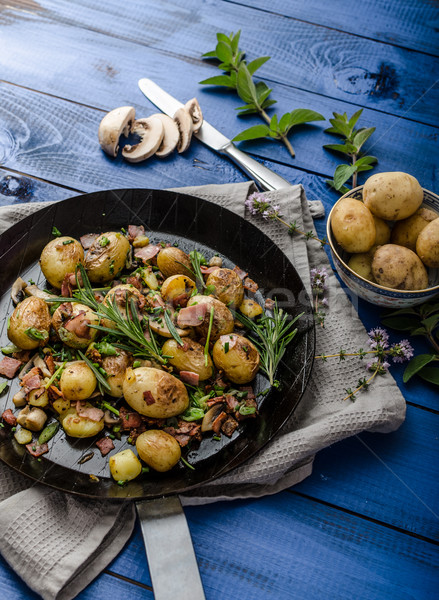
[201,50,217,58]
[261,98,277,110]
[236,62,258,105]
[232,124,271,141]
[352,127,376,151]
[323,143,355,156]
[199,75,236,88]
[270,113,279,132]
[230,30,241,53]
[236,105,259,115]
[287,108,325,130]
[255,81,272,104]
[417,366,439,385]
[348,109,363,129]
[247,56,270,75]
[216,41,233,64]
[333,164,357,190]
[216,32,231,44]
[354,155,378,167]
[403,354,436,383]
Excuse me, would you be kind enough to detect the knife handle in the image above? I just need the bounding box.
[221,143,292,191]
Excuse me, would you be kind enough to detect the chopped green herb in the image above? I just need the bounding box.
[180,407,205,422]
[38,422,59,445]
[224,342,229,353]
[62,240,74,245]
[180,456,195,471]
[117,480,126,486]
[204,306,215,366]
[239,405,256,416]
[0,382,8,395]
[28,278,35,285]
[142,467,150,474]
[213,435,221,441]
[99,236,110,247]
[25,327,48,341]
[52,226,62,237]
[132,360,142,368]
[102,402,120,417]
[109,260,115,274]
[1,344,20,355]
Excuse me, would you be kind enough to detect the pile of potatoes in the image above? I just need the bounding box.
[330,172,439,291]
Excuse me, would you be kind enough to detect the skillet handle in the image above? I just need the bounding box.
[136,496,206,600]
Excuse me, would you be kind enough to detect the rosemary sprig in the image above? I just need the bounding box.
[204,306,215,366]
[78,349,112,393]
[235,303,302,386]
[164,309,184,347]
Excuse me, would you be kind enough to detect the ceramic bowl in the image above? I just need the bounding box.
[326,186,439,308]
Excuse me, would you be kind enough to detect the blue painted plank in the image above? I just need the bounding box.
[237,0,439,56]
[2,0,437,126]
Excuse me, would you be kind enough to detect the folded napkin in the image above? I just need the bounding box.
[0,181,406,599]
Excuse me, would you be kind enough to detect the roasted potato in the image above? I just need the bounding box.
[7,296,51,350]
[123,367,189,418]
[156,247,194,279]
[28,387,49,408]
[101,284,145,329]
[85,232,130,283]
[160,274,196,306]
[416,218,439,268]
[136,430,181,472]
[39,236,84,289]
[348,251,375,282]
[212,333,260,384]
[390,207,438,251]
[52,302,99,348]
[101,349,132,398]
[61,404,104,438]
[206,268,244,308]
[109,449,142,482]
[331,198,376,253]
[363,172,423,221]
[162,338,214,381]
[372,244,428,290]
[239,298,263,319]
[59,360,97,401]
[187,295,234,341]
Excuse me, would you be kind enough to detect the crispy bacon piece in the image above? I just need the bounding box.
[233,266,248,280]
[0,356,22,379]
[212,411,228,434]
[61,276,72,298]
[179,371,199,386]
[177,303,207,327]
[80,233,99,249]
[172,293,189,308]
[2,409,17,427]
[200,265,220,275]
[12,350,31,364]
[264,297,275,311]
[48,385,64,400]
[221,416,239,437]
[44,355,56,375]
[96,436,115,456]
[243,277,258,292]
[77,406,104,422]
[26,442,49,457]
[225,394,240,411]
[143,390,156,406]
[206,396,226,408]
[219,334,237,349]
[134,245,161,263]
[128,225,145,242]
[64,312,91,338]
[21,367,42,393]
[164,421,202,447]
[120,407,143,430]
[126,276,143,291]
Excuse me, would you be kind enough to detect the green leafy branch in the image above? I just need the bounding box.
[201,31,325,157]
[381,302,439,385]
[324,110,378,194]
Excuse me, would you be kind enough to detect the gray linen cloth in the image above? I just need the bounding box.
[0,182,406,599]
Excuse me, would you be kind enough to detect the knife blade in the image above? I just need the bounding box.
[138,78,291,191]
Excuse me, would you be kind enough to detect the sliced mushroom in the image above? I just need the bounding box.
[11,277,27,304]
[185,98,203,133]
[151,114,180,157]
[174,107,194,153]
[98,106,136,157]
[104,409,122,427]
[122,117,164,163]
[201,403,226,433]
[24,285,57,301]
[33,355,51,378]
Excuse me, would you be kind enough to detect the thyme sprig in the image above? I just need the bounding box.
[235,303,302,386]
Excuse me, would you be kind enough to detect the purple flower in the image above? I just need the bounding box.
[368,327,389,350]
[321,297,329,307]
[310,267,328,292]
[367,360,389,374]
[390,339,414,363]
[244,192,283,219]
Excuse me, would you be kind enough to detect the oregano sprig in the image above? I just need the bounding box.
[324,109,378,193]
[201,31,325,157]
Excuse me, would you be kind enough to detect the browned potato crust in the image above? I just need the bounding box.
[40,237,84,289]
[156,247,194,279]
[188,295,234,341]
[212,333,260,384]
[206,268,244,308]
[8,296,51,350]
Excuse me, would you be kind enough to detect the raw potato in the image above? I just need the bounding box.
[212,334,260,384]
[52,302,100,348]
[40,236,84,288]
[348,252,375,282]
[206,268,244,308]
[373,217,391,246]
[363,172,423,221]
[391,208,438,251]
[372,244,429,290]
[188,295,234,341]
[136,430,181,472]
[7,296,51,350]
[101,349,132,398]
[160,274,196,306]
[61,404,104,438]
[156,247,194,279]
[331,198,376,253]
[109,449,142,482]
[85,232,130,283]
[162,338,214,381]
[416,218,439,268]
[59,361,97,401]
[123,367,189,418]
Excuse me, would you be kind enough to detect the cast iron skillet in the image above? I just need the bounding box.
[0,189,314,597]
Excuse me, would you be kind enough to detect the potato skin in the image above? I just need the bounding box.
[162,338,214,381]
[212,334,260,384]
[60,360,97,400]
[206,268,244,308]
[391,208,438,251]
[136,430,181,472]
[157,247,194,279]
[416,218,439,268]
[109,449,142,482]
[40,236,84,288]
[123,367,189,418]
[101,349,132,398]
[160,274,196,306]
[85,232,130,283]
[363,172,423,221]
[7,296,51,350]
[373,217,391,246]
[348,252,375,282]
[187,295,234,341]
[61,404,104,438]
[331,199,376,253]
[101,284,145,329]
[372,244,429,290]
[52,302,99,348]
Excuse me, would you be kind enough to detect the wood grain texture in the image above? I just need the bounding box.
[235,0,439,55]
[1,0,438,126]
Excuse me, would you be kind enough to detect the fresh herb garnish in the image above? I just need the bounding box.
[62,240,74,245]
[180,456,195,471]
[78,349,112,393]
[44,361,67,389]
[204,306,215,366]
[25,327,48,341]
[0,382,8,395]
[164,309,184,346]
[99,236,110,247]
[52,226,62,237]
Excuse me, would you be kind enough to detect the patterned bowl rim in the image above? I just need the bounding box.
[326,185,439,295]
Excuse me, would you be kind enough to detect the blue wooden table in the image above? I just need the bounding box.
[0,1,438,598]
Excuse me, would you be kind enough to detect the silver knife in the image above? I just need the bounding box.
[138,78,291,191]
